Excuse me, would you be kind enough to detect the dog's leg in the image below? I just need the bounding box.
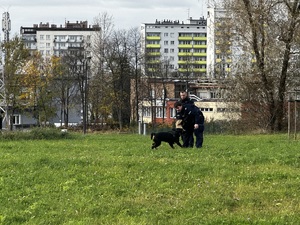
[152,141,161,149]
[175,141,183,148]
[151,143,156,149]
[168,142,175,149]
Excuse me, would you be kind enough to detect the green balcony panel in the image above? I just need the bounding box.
[178,44,193,48]
[193,45,207,48]
[194,61,207,65]
[193,52,207,57]
[178,37,193,41]
[194,68,207,72]
[146,36,161,40]
[193,37,207,41]
[146,44,161,48]
[147,52,161,56]
[178,60,192,64]
[178,52,193,56]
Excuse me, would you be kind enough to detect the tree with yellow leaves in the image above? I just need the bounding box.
[1,36,30,130]
[22,51,58,126]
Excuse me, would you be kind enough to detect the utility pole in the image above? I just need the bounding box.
[83,56,91,134]
[0,11,11,130]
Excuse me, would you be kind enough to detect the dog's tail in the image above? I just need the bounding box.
[150,132,155,140]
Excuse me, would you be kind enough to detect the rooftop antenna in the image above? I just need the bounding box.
[2,11,11,42]
[0,9,11,130]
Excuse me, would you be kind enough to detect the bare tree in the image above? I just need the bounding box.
[89,12,115,128]
[222,0,300,131]
[105,29,132,130]
[127,27,143,124]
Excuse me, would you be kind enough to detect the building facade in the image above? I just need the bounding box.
[141,17,208,79]
[138,9,242,126]
[20,21,98,59]
[11,21,100,128]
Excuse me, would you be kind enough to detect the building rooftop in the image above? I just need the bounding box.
[20,20,100,33]
[144,16,207,26]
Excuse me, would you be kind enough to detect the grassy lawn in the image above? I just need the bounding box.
[0,132,299,224]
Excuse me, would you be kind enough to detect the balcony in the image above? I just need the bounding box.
[193,44,207,49]
[193,52,207,57]
[193,68,207,72]
[178,44,193,49]
[194,61,207,65]
[147,52,161,56]
[178,60,192,64]
[146,36,161,41]
[178,36,193,41]
[193,37,207,41]
[178,52,193,56]
[146,44,161,48]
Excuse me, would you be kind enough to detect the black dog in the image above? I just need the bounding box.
[150,129,183,149]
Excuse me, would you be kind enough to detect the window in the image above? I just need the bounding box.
[150,90,155,98]
[164,41,168,45]
[143,107,151,117]
[164,33,168,37]
[170,41,175,45]
[170,108,176,118]
[40,35,44,40]
[11,115,21,125]
[197,92,209,99]
[200,108,213,112]
[156,107,166,118]
[46,35,50,40]
[164,48,168,53]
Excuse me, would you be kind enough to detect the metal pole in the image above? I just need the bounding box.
[83,60,88,134]
[138,121,142,134]
[143,123,147,135]
[294,94,297,140]
[288,93,291,139]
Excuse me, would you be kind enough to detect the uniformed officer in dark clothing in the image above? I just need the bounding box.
[177,91,205,148]
[193,106,205,148]
[174,101,203,148]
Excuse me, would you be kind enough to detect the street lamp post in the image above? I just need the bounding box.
[83,56,91,134]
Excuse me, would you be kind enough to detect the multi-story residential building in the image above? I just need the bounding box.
[21,21,98,59]
[141,17,208,79]
[137,12,241,126]
[4,21,100,128]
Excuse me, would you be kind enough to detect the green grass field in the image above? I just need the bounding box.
[0,132,299,224]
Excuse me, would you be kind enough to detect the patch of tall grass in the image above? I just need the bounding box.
[0,127,73,140]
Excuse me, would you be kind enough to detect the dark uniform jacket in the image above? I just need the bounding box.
[176,103,203,132]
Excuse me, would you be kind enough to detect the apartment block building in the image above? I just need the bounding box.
[141,17,208,79]
[12,21,100,128]
[138,10,241,125]
[20,21,99,58]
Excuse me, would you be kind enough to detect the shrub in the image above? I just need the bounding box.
[0,127,73,140]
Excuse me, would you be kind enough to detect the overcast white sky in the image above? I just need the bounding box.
[0,0,208,36]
